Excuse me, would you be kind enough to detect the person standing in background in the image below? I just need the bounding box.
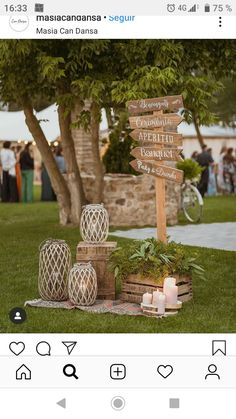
[196,144,214,197]
[191,151,199,161]
[207,148,217,196]
[217,146,227,193]
[20,143,34,203]
[223,148,235,194]
[55,145,66,174]
[0,141,18,202]
[15,145,22,201]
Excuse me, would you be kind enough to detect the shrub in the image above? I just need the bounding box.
[109,238,205,284]
[102,132,137,174]
[176,158,203,180]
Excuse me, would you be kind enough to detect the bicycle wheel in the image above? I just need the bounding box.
[182,184,203,223]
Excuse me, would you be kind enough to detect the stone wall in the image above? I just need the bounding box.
[82,174,180,227]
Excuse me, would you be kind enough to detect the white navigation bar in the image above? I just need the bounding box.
[0,356,235,389]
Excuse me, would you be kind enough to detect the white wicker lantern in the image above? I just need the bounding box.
[38,239,71,301]
[80,204,109,243]
[68,262,97,306]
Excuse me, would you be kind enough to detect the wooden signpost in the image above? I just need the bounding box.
[130,159,183,183]
[127,95,184,114]
[130,147,182,162]
[130,129,183,146]
[127,95,184,243]
[129,113,183,130]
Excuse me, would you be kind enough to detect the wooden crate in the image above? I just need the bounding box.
[121,273,192,304]
[76,241,117,300]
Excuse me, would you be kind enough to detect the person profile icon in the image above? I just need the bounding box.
[14,312,22,321]
[205,364,220,380]
[9,307,27,324]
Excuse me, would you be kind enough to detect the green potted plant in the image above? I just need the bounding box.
[109,238,205,303]
[176,159,203,182]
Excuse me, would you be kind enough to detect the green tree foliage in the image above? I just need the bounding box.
[111,40,236,145]
[210,78,236,128]
[102,110,137,174]
[103,132,136,174]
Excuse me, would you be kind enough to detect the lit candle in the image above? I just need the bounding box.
[142,292,152,305]
[158,293,166,315]
[163,277,176,294]
[165,285,178,305]
[152,290,160,307]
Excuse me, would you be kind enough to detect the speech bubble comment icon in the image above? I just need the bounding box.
[36,341,51,356]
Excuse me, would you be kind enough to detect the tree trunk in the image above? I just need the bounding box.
[193,113,204,147]
[58,104,87,224]
[23,102,72,225]
[90,101,105,203]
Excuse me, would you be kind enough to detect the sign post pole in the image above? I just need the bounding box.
[154,111,167,242]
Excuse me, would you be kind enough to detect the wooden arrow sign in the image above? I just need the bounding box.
[127,95,184,115]
[129,114,183,130]
[130,129,183,146]
[130,159,184,184]
[130,147,183,162]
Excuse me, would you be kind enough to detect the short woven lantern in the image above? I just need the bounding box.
[68,262,97,306]
[38,239,72,301]
[80,203,109,243]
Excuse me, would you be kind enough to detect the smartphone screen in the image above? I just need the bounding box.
[0,1,235,417]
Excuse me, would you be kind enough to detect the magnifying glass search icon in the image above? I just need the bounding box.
[63,364,79,380]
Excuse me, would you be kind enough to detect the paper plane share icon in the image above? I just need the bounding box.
[62,341,77,355]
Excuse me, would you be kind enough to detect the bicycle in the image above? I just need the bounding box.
[181,179,203,223]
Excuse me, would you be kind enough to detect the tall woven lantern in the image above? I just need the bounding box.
[68,262,97,306]
[80,204,109,243]
[38,239,72,301]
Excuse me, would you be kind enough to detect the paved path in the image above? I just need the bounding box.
[111,222,236,251]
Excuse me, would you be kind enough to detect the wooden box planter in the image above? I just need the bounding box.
[76,241,117,300]
[121,273,192,304]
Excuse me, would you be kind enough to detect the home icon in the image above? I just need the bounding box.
[16,364,31,380]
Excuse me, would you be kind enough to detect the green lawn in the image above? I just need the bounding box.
[0,197,235,333]
[178,194,236,224]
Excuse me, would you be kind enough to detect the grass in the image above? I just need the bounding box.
[178,194,236,225]
[0,194,236,333]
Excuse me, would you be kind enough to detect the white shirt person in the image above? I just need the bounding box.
[0,141,18,202]
[0,147,16,176]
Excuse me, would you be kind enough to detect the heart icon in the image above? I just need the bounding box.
[9,342,25,356]
[157,365,173,379]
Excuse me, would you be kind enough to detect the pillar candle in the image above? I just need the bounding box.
[163,277,176,294]
[165,285,178,305]
[158,293,166,315]
[142,292,152,305]
[152,290,160,307]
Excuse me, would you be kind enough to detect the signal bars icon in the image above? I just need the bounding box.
[188,4,197,12]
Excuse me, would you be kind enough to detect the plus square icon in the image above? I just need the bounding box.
[110,364,126,380]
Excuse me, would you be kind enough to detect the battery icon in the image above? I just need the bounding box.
[205,3,210,12]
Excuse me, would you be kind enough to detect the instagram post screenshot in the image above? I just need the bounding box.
[0,1,235,417]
